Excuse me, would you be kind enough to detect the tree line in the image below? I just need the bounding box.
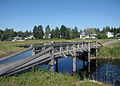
[0,25,120,41]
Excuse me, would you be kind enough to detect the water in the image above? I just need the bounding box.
[0,50,32,64]
[37,58,120,86]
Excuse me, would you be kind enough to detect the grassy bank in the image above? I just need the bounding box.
[0,70,109,86]
[0,39,114,57]
[98,41,120,57]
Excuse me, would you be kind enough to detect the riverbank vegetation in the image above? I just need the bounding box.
[0,39,114,57]
[0,69,109,86]
[98,42,120,57]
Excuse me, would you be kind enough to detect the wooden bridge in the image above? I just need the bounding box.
[0,41,102,76]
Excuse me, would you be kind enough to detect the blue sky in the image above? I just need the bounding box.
[0,0,120,31]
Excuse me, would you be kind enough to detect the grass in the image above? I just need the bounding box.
[98,41,120,57]
[0,39,114,57]
[0,70,109,86]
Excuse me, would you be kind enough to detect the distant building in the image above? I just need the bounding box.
[25,34,35,40]
[106,32,114,38]
[12,36,24,42]
[115,33,120,39]
[90,34,97,39]
[80,32,97,39]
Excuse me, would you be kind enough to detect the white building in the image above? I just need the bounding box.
[80,32,97,39]
[106,32,114,38]
[12,36,24,42]
[25,34,35,40]
[115,33,120,39]
[90,34,97,39]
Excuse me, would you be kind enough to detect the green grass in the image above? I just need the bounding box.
[0,70,109,86]
[0,39,114,57]
[98,42,120,57]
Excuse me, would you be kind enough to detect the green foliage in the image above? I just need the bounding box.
[44,25,51,39]
[70,27,79,39]
[84,28,96,38]
[97,34,108,39]
[0,70,108,86]
[99,42,120,57]
[33,25,44,39]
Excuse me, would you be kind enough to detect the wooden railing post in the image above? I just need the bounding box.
[60,44,62,56]
[32,47,35,56]
[66,44,69,54]
[77,43,80,49]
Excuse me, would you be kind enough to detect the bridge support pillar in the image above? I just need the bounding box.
[88,61,90,78]
[88,43,91,63]
[95,41,98,58]
[73,57,76,73]
[32,47,35,56]
[50,48,55,72]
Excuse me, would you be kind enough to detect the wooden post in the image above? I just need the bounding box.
[73,57,76,72]
[95,41,98,57]
[66,45,69,54]
[88,43,91,63]
[88,61,90,78]
[60,45,62,56]
[77,44,80,49]
[73,43,76,55]
[32,47,35,56]
[88,43,91,78]
[73,43,76,72]
[50,47,54,72]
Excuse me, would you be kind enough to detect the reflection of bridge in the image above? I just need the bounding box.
[0,41,102,76]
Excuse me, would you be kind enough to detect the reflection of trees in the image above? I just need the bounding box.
[97,59,120,68]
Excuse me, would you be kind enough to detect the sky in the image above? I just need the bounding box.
[0,0,120,31]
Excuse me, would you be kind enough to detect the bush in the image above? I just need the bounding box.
[97,34,108,39]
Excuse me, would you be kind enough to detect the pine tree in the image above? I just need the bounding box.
[44,25,50,39]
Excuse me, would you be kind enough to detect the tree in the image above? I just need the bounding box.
[9,29,15,40]
[38,25,44,39]
[3,28,9,40]
[84,28,96,38]
[54,27,60,38]
[0,29,3,41]
[24,30,29,37]
[33,25,38,39]
[97,34,108,39]
[51,29,55,38]
[72,26,79,38]
[44,25,51,39]
[102,26,110,34]
[60,25,67,39]
[65,28,70,39]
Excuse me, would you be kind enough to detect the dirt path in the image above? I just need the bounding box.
[102,40,120,46]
